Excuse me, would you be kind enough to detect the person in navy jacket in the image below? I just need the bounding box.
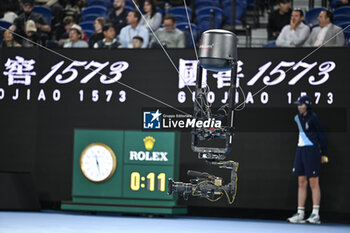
[287,95,328,224]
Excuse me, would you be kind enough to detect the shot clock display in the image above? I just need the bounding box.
[123,165,174,199]
[130,172,166,192]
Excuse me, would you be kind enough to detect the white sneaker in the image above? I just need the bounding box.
[306,214,321,224]
[287,213,306,223]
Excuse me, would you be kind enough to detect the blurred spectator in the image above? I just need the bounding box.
[63,16,75,32]
[89,17,106,48]
[22,19,41,47]
[140,0,162,32]
[58,16,87,46]
[149,14,185,48]
[1,30,21,47]
[334,0,350,8]
[267,0,292,40]
[52,0,83,40]
[276,9,310,47]
[34,0,58,7]
[9,0,51,43]
[0,6,18,23]
[63,0,84,20]
[34,0,64,25]
[304,10,345,47]
[132,36,143,48]
[63,24,88,48]
[34,0,62,10]
[119,10,149,48]
[107,0,128,36]
[94,23,120,48]
[58,16,75,46]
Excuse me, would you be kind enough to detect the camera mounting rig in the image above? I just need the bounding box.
[168,30,239,204]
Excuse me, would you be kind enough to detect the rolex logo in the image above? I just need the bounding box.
[130,136,167,161]
[143,136,156,150]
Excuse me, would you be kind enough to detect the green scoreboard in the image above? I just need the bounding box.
[61,129,187,214]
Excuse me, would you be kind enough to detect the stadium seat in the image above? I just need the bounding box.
[81,13,101,22]
[339,21,350,45]
[157,7,163,15]
[196,6,223,18]
[194,0,220,11]
[0,20,11,29]
[222,0,247,24]
[344,30,350,46]
[87,0,111,8]
[330,0,343,9]
[305,7,327,28]
[80,21,95,32]
[174,15,188,24]
[196,6,223,31]
[336,21,350,29]
[247,0,255,8]
[168,7,192,19]
[125,0,142,12]
[176,22,198,34]
[334,14,350,26]
[82,6,108,18]
[33,6,52,25]
[124,5,135,13]
[335,21,350,46]
[196,14,223,32]
[222,0,248,5]
[176,23,198,48]
[334,6,350,16]
[125,0,135,7]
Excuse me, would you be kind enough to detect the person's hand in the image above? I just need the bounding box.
[321,156,328,163]
[290,19,296,30]
[58,39,65,46]
[9,25,16,32]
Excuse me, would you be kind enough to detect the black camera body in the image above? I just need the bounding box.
[168,160,238,203]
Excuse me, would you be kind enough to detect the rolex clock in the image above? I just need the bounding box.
[80,143,117,183]
[70,129,124,198]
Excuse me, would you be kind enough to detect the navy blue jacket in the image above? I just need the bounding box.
[294,110,327,156]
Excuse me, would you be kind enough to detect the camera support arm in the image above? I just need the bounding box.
[191,61,237,155]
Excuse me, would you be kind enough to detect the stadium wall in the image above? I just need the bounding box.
[0,48,349,214]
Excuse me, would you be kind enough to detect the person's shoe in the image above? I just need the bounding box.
[306,214,321,224]
[287,213,306,223]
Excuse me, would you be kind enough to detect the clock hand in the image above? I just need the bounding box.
[95,155,101,175]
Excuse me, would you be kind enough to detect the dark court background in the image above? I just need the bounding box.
[0,47,349,219]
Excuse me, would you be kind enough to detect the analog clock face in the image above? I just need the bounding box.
[80,143,117,183]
